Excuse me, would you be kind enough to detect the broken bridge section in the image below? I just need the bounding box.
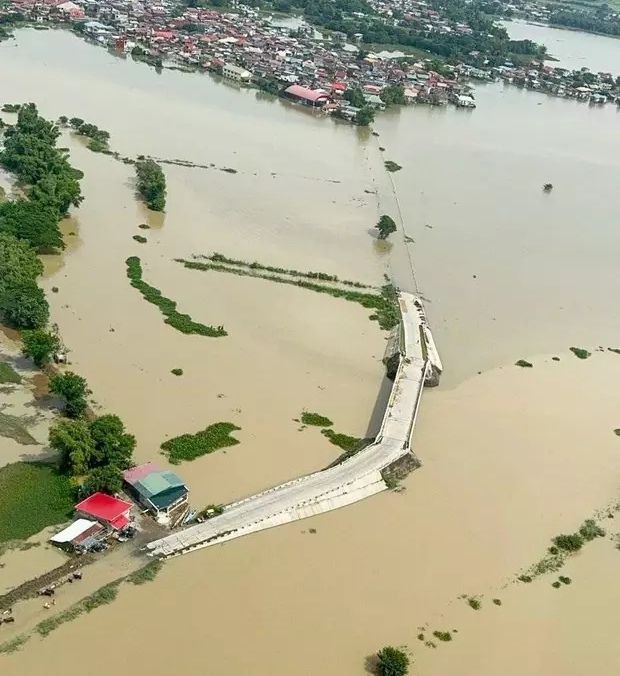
[146,292,441,558]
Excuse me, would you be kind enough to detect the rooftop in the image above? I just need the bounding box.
[75,492,132,522]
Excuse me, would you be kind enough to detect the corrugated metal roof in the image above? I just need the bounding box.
[135,471,186,498]
[50,519,100,543]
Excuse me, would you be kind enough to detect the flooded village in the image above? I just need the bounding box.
[1,1,620,674]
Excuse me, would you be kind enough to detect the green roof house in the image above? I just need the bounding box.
[123,463,189,524]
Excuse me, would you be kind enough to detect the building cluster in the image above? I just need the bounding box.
[3,0,619,116]
[4,0,477,115]
[49,463,190,553]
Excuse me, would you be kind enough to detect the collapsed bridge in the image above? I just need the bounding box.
[146,292,441,558]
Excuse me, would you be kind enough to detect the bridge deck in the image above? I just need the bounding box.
[146,292,432,558]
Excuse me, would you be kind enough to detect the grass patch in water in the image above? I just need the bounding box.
[466,596,481,610]
[176,257,399,330]
[132,235,147,244]
[0,634,29,654]
[559,575,571,585]
[0,413,37,445]
[492,598,502,606]
[515,359,533,368]
[161,422,241,464]
[36,582,120,637]
[0,362,21,384]
[432,630,452,642]
[569,347,591,359]
[0,463,74,543]
[301,412,333,427]
[171,368,183,376]
[126,560,163,585]
[125,257,226,337]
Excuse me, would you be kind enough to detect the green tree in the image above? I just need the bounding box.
[0,280,49,328]
[135,159,166,211]
[344,87,366,108]
[89,414,136,469]
[376,646,409,676]
[380,85,406,106]
[82,464,123,496]
[0,231,43,283]
[376,215,397,240]
[355,106,375,126]
[22,329,60,368]
[0,198,63,250]
[49,418,94,476]
[49,371,89,418]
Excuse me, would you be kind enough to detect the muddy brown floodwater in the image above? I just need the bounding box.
[1,27,620,676]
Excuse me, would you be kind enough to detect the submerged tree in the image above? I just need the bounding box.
[135,158,166,211]
[376,214,397,240]
[22,329,60,368]
[49,371,89,418]
[355,105,375,127]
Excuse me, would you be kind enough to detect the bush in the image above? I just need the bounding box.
[161,422,241,464]
[82,464,123,495]
[375,646,409,676]
[578,519,605,541]
[553,533,584,552]
[49,371,89,418]
[22,329,60,367]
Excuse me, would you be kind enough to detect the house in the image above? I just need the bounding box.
[283,84,330,107]
[222,63,252,82]
[50,518,103,550]
[75,492,132,530]
[123,463,189,524]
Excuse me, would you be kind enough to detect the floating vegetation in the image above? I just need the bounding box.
[466,596,481,610]
[552,581,561,588]
[614,429,620,437]
[432,630,452,642]
[518,574,532,583]
[492,598,502,606]
[515,359,533,368]
[608,348,620,355]
[171,368,183,376]
[132,235,147,244]
[569,347,591,360]
[126,257,226,337]
[578,519,605,542]
[559,575,571,585]
[177,257,399,331]
[300,412,333,427]
[553,533,584,552]
[384,160,402,172]
[0,361,21,384]
[160,422,241,464]
[138,223,150,230]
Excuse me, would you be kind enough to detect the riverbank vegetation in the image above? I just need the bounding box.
[0,103,83,250]
[49,371,89,418]
[0,462,74,543]
[22,328,60,367]
[126,559,163,585]
[135,158,166,211]
[160,422,241,464]
[126,256,227,337]
[177,256,400,330]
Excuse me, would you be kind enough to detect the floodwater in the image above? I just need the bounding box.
[501,19,620,73]
[1,27,620,676]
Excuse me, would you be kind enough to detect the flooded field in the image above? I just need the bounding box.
[1,27,620,676]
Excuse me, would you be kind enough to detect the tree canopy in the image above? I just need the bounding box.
[135,159,166,211]
[22,329,60,368]
[89,414,136,469]
[376,215,397,240]
[49,371,89,418]
[355,106,375,126]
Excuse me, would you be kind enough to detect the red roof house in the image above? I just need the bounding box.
[75,492,132,530]
[283,84,330,106]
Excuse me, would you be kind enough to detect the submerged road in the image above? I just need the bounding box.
[146,292,441,558]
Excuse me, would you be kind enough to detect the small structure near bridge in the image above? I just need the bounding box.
[123,463,189,526]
